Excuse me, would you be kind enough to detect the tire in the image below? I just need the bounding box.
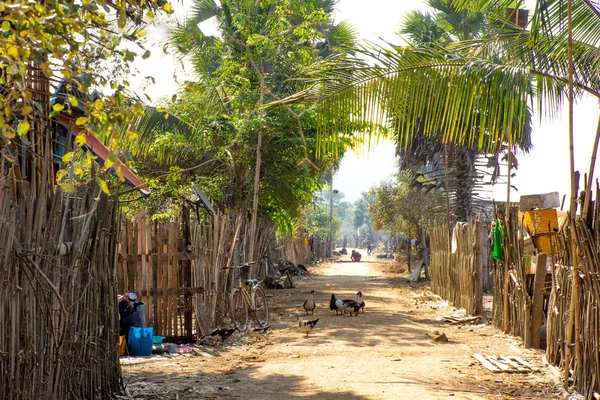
[252,286,269,328]
[230,288,248,331]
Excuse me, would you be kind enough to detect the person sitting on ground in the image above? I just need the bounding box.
[351,249,362,262]
[340,247,348,255]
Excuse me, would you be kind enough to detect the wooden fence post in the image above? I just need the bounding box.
[475,220,483,315]
[530,254,547,349]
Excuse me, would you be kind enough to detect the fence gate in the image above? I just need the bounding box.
[118,209,196,338]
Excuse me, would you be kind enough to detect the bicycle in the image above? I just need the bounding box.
[223,262,269,331]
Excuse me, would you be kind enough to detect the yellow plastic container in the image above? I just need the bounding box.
[119,336,127,356]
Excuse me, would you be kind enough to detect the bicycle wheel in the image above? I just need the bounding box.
[252,286,269,328]
[230,288,248,331]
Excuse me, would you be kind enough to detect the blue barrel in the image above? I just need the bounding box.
[127,326,153,356]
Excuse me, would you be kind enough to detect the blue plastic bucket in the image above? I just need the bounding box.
[127,326,153,356]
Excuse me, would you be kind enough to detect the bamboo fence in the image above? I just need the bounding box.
[546,187,600,397]
[117,209,276,338]
[0,172,121,399]
[430,220,483,315]
[276,230,312,265]
[117,209,199,338]
[492,206,526,338]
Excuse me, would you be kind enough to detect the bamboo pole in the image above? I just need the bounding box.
[504,137,513,333]
[582,116,600,220]
[565,0,582,387]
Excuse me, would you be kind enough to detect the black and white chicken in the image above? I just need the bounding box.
[303,290,316,315]
[356,291,365,313]
[330,294,360,316]
[298,316,319,338]
[200,327,238,345]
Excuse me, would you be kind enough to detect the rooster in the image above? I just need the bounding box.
[303,290,316,315]
[298,316,319,338]
[330,294,360,316]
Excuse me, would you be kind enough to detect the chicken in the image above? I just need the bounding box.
[200,328,238,345]
[303,290,316,315]
[330,294,360,316]
[247,325,271,339]
[298,317,319,338]
[356,291,365,313]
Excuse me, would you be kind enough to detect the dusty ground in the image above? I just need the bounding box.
[122,254,557,400]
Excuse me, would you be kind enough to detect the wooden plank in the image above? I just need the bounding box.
[509,356,540,372]
[136,287,205,296]
[117,253,196,262]
[475,220,483,315]
[530,254,548,349]
[156,223,163,336]
[162,230,169,337]
[126,218,134,292]
[473,354,500,372]
[519,192,560,211]
[119,213,128,294]
[499,356,529,373]
[169,220,178,336]
[487,356,512,372]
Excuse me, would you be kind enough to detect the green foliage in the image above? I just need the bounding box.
[369,172,445,236]
[123,0,357,233]
[0,0,177,199]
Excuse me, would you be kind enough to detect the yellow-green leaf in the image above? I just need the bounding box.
[17,120,30,136]
[74,134,86,147]
[70,97,78,107]
[60,183,75,193]
[53,103,64,112]
[116,165,125,182]
[76,117,88,126]
[62,152,74,163]
[99,179,110,195]
[104,157,114,169]
[127,130,139,140]
[7,46,19,58]
[94,99,104,110]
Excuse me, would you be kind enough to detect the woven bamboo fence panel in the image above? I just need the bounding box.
[547,210,600,397]
[118,209,196,338]
[118,209,276,338]
[430,221,483,315]
[277,230,312,265]
[0,178,121,399]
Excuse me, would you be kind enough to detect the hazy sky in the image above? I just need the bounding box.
[135,0,600,204]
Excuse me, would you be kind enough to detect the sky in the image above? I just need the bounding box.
[134,0,600,204]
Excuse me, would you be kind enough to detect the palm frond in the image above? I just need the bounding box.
[123,108,204,164]
[304,45,540,156]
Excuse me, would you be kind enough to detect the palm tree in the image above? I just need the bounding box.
[394,0,532,222]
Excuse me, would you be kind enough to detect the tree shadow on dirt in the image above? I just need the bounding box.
[122,361,374,399]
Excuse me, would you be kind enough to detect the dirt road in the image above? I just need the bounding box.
[122,256,556,399]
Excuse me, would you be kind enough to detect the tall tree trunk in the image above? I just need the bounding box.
[454,149,476,222]
[248,73,265,263]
